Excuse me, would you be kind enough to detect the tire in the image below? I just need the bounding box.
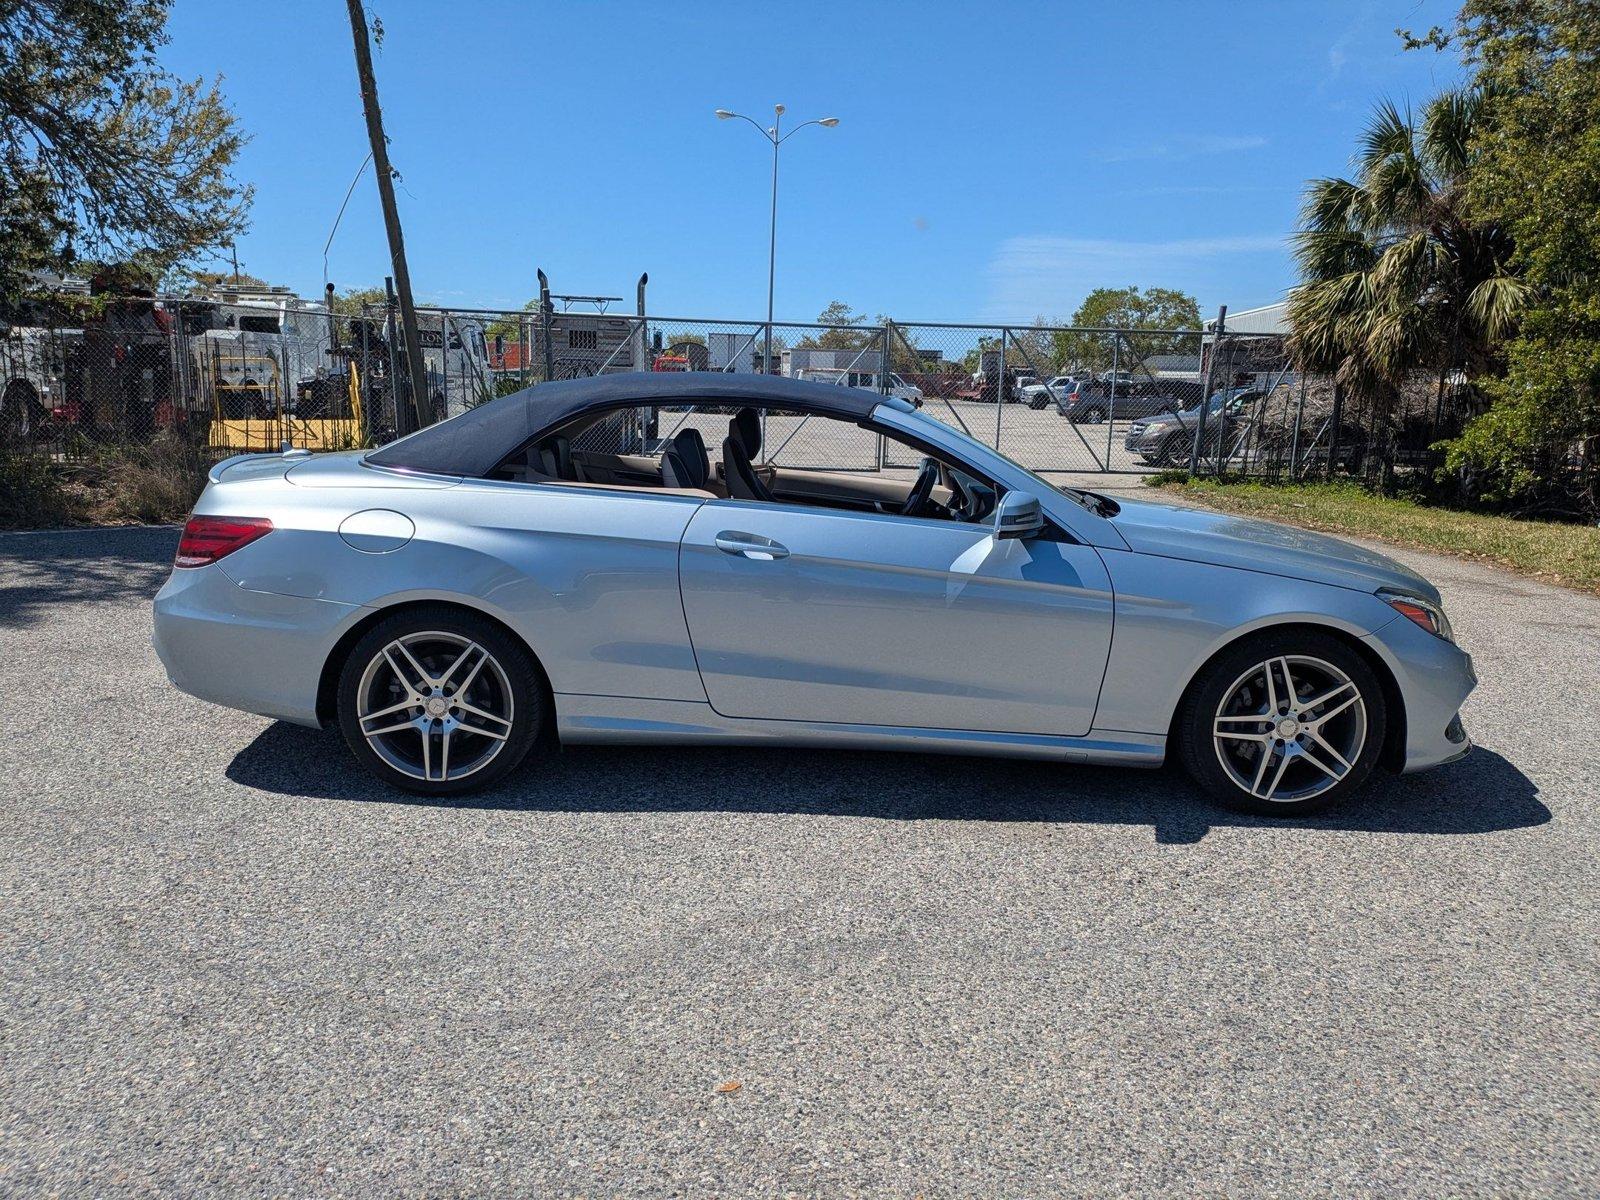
[1175,629,1387,815]
[1154,433,1186,465]
[2,382,42,442]
[1078,406,1105,425]
[336,605,545,795]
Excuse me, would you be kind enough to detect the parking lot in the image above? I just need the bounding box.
[1,524,1595,1196]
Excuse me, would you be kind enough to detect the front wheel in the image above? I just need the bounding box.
[1175,630,1387,815]
[336,606,545,794]
[1154,433,1187,465]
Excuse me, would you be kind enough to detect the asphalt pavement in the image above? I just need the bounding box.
[0,523,1594,1197]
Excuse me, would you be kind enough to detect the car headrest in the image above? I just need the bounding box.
[661,427,709,489]
[730,407,761,457]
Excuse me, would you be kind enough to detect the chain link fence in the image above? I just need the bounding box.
[2,295,1472,490]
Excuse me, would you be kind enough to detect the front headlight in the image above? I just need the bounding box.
[1378,589,1455,643]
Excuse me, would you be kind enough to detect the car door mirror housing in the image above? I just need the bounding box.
[994,491,1043,540]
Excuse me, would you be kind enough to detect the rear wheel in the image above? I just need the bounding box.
[1176,630,1386,815]
[336,606,544,794]
[1078,406,1106,424]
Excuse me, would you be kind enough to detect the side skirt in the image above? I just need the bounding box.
[554,694,1165,767]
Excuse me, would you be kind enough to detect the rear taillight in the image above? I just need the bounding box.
[175,515,273,568]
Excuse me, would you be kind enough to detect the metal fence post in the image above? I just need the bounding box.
[1327,382,1345,480]
[995,328,1006,449]
[1288,373,1306,478]
[1189,305,1225,475]
[1107,333,1120,464]
[877,323,891,470]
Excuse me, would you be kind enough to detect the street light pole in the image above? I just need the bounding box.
[766,107,780,376]
[717,105,839,375]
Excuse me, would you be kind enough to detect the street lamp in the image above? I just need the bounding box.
[716,104,840,374]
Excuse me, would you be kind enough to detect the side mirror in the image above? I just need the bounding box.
[994,491,1043,540]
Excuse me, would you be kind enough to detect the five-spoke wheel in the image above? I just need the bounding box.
[337,607,543,794]
[1178,630,1386,813]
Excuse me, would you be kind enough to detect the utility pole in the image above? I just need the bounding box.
[346,0,430,432]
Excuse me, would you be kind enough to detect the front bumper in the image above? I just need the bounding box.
[152,564,360,728]
[1361,615,1478,773]
[1126,426,1163,451]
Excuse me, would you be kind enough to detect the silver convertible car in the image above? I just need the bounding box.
[153,373,1474,813]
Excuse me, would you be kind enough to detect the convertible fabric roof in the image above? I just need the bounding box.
[364,371,889,478]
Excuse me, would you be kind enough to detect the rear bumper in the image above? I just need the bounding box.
[152,564,359,727]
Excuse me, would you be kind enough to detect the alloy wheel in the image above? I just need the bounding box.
[355,631,514,783]
[1211,655,1367,804]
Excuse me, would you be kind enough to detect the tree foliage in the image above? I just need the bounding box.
[1440,0,1600,515]
[328,285,389,318]
[0,0,250,299]
[794,300,870,350]
[1051,286,1201,372]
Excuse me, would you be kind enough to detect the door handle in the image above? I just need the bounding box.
[714,531,789,560]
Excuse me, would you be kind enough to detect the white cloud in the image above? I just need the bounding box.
[983,233,1286,321]
[1102,134,1268,163]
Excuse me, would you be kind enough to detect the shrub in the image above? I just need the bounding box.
[0,455,77,528]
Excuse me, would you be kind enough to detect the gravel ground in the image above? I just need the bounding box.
[0,525,1595,1198]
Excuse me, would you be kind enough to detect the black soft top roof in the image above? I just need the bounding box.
[364,371,894,477]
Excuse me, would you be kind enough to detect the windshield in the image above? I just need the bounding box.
[895,407,1110,515]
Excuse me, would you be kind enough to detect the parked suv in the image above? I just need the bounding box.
[1019,375,1078,409]
[1058,379,1191,425]
[1125,388,1260,464]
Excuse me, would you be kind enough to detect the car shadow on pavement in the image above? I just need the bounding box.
[227,723,1548,845]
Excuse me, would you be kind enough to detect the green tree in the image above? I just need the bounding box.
[0,0,251,300]
[1051,286,1201,373]
[175,267,272,292]
[1287,88,1527,481]
[795,300,870,350]
[1434,0,1600,516]
[328,286,389,318]
[1071,285,1200,332]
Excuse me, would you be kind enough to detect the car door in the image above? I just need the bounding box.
[676,500,1115,736]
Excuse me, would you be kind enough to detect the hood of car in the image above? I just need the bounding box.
[1108,495,1441,600]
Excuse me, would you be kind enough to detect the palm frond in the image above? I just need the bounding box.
[1292,226,1377,280]
[1364,151,1434,229]
[1371,230,1438,300]
[1299,177,1365,233]
[1358,98,1415,171]
[1421,88,1479,181]
[1287,272,1371,371]
[1464,273,1534,343]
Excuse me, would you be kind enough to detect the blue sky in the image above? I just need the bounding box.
[164,0,1466,323]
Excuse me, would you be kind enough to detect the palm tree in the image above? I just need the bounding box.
[1287,89,1529,477]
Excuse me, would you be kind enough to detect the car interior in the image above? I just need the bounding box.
[491,404,1001,524]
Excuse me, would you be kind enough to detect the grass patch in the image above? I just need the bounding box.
[1148,476,1600,595]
